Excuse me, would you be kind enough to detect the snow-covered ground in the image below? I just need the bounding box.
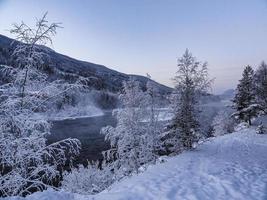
[5,128,267,200]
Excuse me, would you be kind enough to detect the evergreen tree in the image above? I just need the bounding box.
[254,61,267,111]
[167,49,212,151]
[233,65,256,125]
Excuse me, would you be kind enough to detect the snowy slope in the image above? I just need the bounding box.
[5,128,267,200]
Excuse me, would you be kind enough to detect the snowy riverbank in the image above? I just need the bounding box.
[6,128,267,200]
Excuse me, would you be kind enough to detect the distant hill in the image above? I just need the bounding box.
[219,89,235,100]
[0,34,172,95]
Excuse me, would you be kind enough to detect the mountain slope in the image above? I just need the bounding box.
[7,128,267,200]
[0,34,172,94]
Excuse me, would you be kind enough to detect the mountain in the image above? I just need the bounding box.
[219,89,235,100]
[0,34,172,94]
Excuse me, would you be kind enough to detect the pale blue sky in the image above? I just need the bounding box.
[1,0,267,93]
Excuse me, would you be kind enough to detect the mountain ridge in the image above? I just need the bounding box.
[0,34,172,94]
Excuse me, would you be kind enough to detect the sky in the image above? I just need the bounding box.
[0,0,267,93]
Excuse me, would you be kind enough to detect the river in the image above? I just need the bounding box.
[48,111,116,166]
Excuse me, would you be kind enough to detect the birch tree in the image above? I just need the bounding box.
[0,13,81,197]
[166,49,212,151]
[101,78,161,179]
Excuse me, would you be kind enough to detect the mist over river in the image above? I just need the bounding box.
[48,111,116,165]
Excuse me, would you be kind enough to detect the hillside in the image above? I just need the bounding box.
[0,34,172,94]
[6,128,267,200]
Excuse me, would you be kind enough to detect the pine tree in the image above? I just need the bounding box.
[233,65,256,125]
[254,61,267,111]
[167,49,212,151]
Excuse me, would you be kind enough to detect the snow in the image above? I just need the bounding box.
[4,189,76,200]
[98,129,267,200]
[4,128,267,200]
[254,115,267,126]
[156,108,173,121]
[140,108,173,122]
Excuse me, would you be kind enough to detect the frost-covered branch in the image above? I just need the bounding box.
[0,14,81,197]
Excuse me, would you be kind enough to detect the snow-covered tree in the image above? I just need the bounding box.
[144,75,163,157]
[233,65,257,125]
[212,107,236,137]
[254,61,267,111]
[61,162,114,195]
[101,78,160,179]
[64,78,163,194]
[0,13,81,197]
[256,123,267,134]
[166,49,212,151]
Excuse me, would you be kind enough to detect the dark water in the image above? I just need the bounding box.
[48,111,116,166]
